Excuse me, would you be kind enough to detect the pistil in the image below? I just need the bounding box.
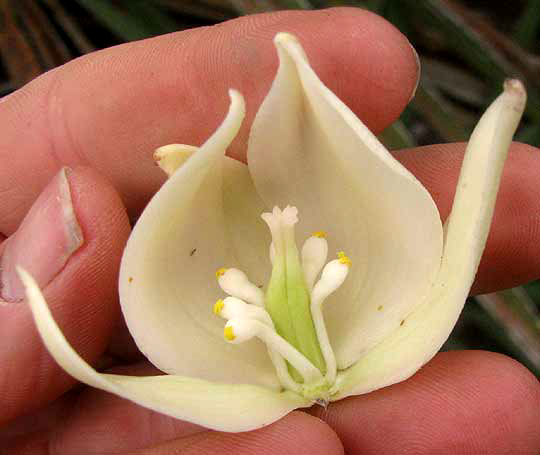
[262,206,326,378]
[213,205,351,400]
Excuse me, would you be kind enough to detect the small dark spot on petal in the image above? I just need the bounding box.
[128,277,134,283]
[400,319,405,326]
[257,284,263,288]
[377,305,383,311]
[190,248,197,256]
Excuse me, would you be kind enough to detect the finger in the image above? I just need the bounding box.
[397,142,540,294]
[313,351,540,454]
[4,362,343,455]
[0,167,130,425]
[128,413,342,455]
[0,7,419,233]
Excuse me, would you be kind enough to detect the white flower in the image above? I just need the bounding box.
[20,33,526,432]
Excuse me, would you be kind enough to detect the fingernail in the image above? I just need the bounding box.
[0,168,84,302]
[407,39,421,102]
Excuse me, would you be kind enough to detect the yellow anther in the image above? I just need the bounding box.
[213,299,224,315]
[337,251,351,267]
[215,268,227,278]
[312,231,327,238]
[224,325,236,341]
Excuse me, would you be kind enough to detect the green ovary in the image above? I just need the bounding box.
[265,222,326,381]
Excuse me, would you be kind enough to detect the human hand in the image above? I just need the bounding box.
[1,8,539,454]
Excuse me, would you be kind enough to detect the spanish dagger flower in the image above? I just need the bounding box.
[19,33,526,432]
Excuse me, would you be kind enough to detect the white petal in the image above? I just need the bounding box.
[150,148,270,287]
[248,33,443,368]
[153,144,198,177]
[18,269,309,432]
[119,91,280,389]
[334,80,526,399]
[222,157,270,286]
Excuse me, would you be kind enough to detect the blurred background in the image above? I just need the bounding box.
[1,0,539,376]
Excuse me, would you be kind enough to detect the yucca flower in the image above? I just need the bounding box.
[20,33,526,432]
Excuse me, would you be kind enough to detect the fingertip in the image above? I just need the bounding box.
[397,142,540,293]
[0,9,420,219]
[304,7,419,130]
[316,350,540,454]
[233,7,420,134]
[138,411,344,455]
[53,371,344,455]
[0,166,131,424]
[474,142,540,293]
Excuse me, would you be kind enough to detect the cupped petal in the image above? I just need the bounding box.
[119,91,279,389]
[19,269,310,432]
[248,33,443,368]
[334,80,526,399]
[222,158,271,287]
[153,144,270,286]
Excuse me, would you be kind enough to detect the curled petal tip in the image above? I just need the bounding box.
[227,88,242,100]
[227,89,246,113]
[274,32,297,46]
[503,78,525,95]
[503,79,527,111]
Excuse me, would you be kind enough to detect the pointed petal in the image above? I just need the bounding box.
[119,91,279,389]
[153,144,198,177]
[18,269,309,432]
[248,33,443,368]
[335,80,526,399]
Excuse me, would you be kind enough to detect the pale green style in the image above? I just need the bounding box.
[20,33,526,432]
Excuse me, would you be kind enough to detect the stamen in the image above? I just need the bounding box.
[213,297,301,392]
[213,296,272,325]
[213,299,225,315]
[224,319,323,384]
[310,254,351,383]
[224,325,235,341]
[301,232,329,292]
[337,251,351,267]
[216,268,264,306]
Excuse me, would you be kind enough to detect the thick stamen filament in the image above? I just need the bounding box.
[226,319,323,384]
[216,268,265,307]
[310,303,336,384]
[266,348,302,392]
[251,321,322,383]
[213,297,301,391]
[310,257,351,383]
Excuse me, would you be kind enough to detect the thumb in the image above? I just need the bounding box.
[1,168,83,302]
[0,167,130,425]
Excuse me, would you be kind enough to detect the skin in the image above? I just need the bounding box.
[0,7,539,455]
